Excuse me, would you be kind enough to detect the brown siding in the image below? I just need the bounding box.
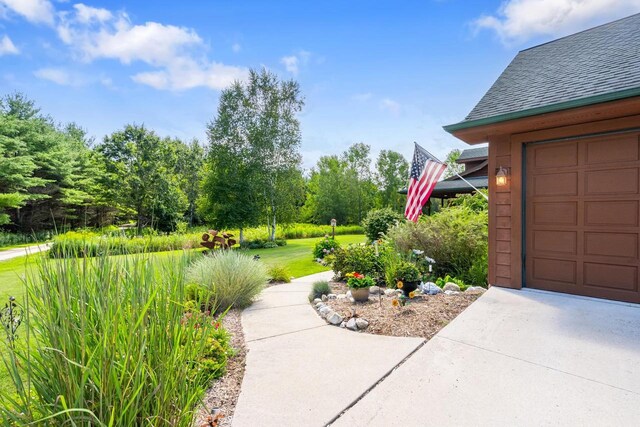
[489,135,518,288]
[488,111,640,294]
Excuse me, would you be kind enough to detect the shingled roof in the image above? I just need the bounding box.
[445,13,640,132]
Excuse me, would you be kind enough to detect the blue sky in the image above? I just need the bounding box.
[2,0,640,168]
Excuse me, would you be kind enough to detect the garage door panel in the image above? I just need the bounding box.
[531,142,578,169]
[533,202,577,225]
[525,132,640,304]
[532,258,576,284]
[533,230,577,255]
[585,201,638,227]
[585,168,638,195]
[584,263,637,291]
[533,172,578,196]
[584,232,638,259]
[585,135,639,165]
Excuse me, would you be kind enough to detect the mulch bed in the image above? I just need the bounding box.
[195,308,247,427]
[322,282,481,340]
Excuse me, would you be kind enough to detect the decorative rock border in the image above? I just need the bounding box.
[311,282,486,333]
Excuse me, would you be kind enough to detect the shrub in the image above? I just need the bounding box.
[240,238,287,249]
[330,243,383,281]
[49,230,202,258]
[362,208,403,242]
[0,230,51,248]
[187,251,268,312]
[435,274,468,291]
[308,280,331,301]
[313,236,340,259]
[386,202,488,286]
[0,253,224,425]
[268,264,291,283]
[394,261,422,283]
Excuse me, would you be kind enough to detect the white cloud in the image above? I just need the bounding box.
[475,0,640,44]
[281,55,299,75]
[281,49,313,75]
[55,5,247,90]
[379,98,401,115]
[0,0,55,25]
[232,42,241,53]
[0,34,19,55]
[34,67,72,85]
[72,3,112,24]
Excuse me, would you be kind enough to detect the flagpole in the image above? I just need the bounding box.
[414,142,489,201]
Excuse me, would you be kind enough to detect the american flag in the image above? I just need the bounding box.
[404,143,447,222]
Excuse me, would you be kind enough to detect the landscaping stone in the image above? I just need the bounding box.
[466,286,487,294]
[322,294,328,302]
[349,297,356,303]
[443,282,461,292]
[328,293,337,299]
[346,290,352,297]
[370,286,380,295]
[420,282,442,295]
[319,306,332,317]
[444,290,460,295]
[326,311,343,325]
[355,318,369,330]
[337,294,348,300]
[315,302,326,309]
[313,298,322,304]
[340,321,347,328]
[384,289,397,296]
[346,318,358,331]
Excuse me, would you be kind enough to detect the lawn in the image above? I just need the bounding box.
[248,234,365,278]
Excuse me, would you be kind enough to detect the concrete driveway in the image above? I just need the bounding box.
[333,287,640,426]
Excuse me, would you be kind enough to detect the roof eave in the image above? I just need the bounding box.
[443,86,640,136]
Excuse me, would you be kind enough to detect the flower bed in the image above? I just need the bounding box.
[311,281,483,339]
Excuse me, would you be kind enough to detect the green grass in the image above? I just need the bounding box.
[248,234,365,278]
[0,234,365,394]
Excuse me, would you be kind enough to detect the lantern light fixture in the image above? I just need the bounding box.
[496,167,509,186]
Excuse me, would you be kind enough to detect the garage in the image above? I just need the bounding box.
[525,132,640,303]
[443,13,640,303]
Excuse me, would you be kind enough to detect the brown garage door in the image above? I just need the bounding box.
[525,131,640,303]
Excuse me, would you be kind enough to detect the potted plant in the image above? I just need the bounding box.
[394,261,422,297]
[345,272,375,302]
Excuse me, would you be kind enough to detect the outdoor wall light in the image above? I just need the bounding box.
[496,167,509,187]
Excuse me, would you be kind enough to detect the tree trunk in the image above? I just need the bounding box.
[239,228,244,244]
[270,214,277,241]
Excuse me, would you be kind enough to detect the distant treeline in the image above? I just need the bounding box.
[1,70,412,236]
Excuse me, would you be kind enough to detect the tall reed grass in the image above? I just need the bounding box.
[0,252,220,426]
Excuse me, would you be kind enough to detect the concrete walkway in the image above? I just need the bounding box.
[234,277,640,426]
[232,271,425,427]
[333,287,640,427]
[0,243,51,262]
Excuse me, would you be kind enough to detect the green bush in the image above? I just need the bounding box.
[0,230,51,248]
[239,238,287,249]
[386,200,488,286]
[268,264,291,283]
[308,280,331,301]
[49,230,202,258]
[435,274,468,291]
[313,236,340,259]
[394,261,422,283]
[187,251,268,312]
[362,208,403,242]
[330,243,383,281]
[0,253,224,425]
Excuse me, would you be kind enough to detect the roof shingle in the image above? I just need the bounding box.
[463,13,640,123]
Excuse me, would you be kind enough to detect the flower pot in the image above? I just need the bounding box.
[401,281,419,297]
[350,287,370,302]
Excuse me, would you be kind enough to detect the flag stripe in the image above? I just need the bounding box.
[404,146,447,222]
